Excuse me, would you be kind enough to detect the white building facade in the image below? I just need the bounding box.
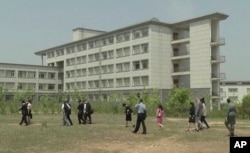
[0,63,63,100]
[220,81,250,103]
[0,12,228,103]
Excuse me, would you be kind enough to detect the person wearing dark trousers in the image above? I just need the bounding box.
[122,103,133,127]
[19,100,28,126]
[133,99,147,134]
[225,98,237,136]
[77,100,84,124]
[66,101,73,125]
[83,100,92,124]
[200,97,210,129]
[62,101,73,126]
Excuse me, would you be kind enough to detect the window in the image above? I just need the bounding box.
[116,64,122,72]
[141,76,149,85]
[94,80,99,88]
[88,54,94,62]
[66,47,71,54]
[124,78,130,86]
[116,32,130,43]
[133,31,140,39]
[141,60,148,69]
[116,34,123,42]
[108,50,114,59]
[48,84,55,90]
[102,52,108,60]
[116,78,123,87]
[94,67,100,74]
[141,44,148,53]
[123,62,130,71]
[228,88,238,93]
[133,77,140,86]
[6,70,15,78]
[88,68,94,75]
[77,44,82,51]
[116,48,123,57]
[0,71,5,77]
[102,80,107,88]
[27,71,36,79]
[108,37,114,44]
[18,83,25,90]
[39,72,46,79]
[101,66,108,74]
[94,53,100,61]
[5,82,15,90]
[88,81,94,88]
[124,33,130,41]
[133,45,140,54]
[133,61,140,70]
[124,47,130,56]
[133,27,148,39]
[18,71,26,78]
[76,69,82,77]
[48,72,55,79]
[108,79,114,87]
[141,28,148,37]
[89,42,94,49]
[108,65,114,73]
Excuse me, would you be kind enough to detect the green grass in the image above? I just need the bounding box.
[0,113,249,153]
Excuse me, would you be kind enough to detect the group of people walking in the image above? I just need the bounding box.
[186,97,237,137]
[18,96,237,137]
[186,97,210,131]
[126,96,236,137]
[123,99,165,135]
[19,100,32,126]
[61,99,93,126]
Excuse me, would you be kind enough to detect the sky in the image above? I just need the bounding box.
[0,0,249,81]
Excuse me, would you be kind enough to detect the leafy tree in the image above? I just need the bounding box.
[241,94,250,119]
[167,87,191,117]
[0,86,7,101]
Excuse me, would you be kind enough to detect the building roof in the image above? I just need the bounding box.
[221,80,250,85]
[0,62,62,70]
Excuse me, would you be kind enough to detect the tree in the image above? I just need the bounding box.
[167,87,191,116]
[241,94,250,119]
[0,86,7,101]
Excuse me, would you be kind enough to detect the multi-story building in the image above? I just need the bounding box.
[0,63,63,100]
[220,81,250,103]
[1,12,229,104]
[34,12,229,103]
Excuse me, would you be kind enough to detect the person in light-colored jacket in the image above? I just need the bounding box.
[194,98,203,131]
[200,97,210,129]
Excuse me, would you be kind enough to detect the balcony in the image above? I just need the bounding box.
[171,67,190,76]
[171,32,190,45]
[211,55,225,63]
[210,38,225,46]
[211,73,226,81]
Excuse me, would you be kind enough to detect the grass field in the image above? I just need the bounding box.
[0,113,250,153]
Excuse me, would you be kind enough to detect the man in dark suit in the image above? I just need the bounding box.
[77,100,84,124]
[19,100,28,126]
[83,100,92,124]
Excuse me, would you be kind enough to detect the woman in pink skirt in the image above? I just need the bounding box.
[156,104,165,128]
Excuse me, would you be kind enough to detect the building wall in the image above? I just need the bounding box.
[150,24,172,89]
[190,19,212,89]
[220,81,250,103]
[0,63,63,100]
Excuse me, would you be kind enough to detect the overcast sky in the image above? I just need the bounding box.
[0,0,249,81]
